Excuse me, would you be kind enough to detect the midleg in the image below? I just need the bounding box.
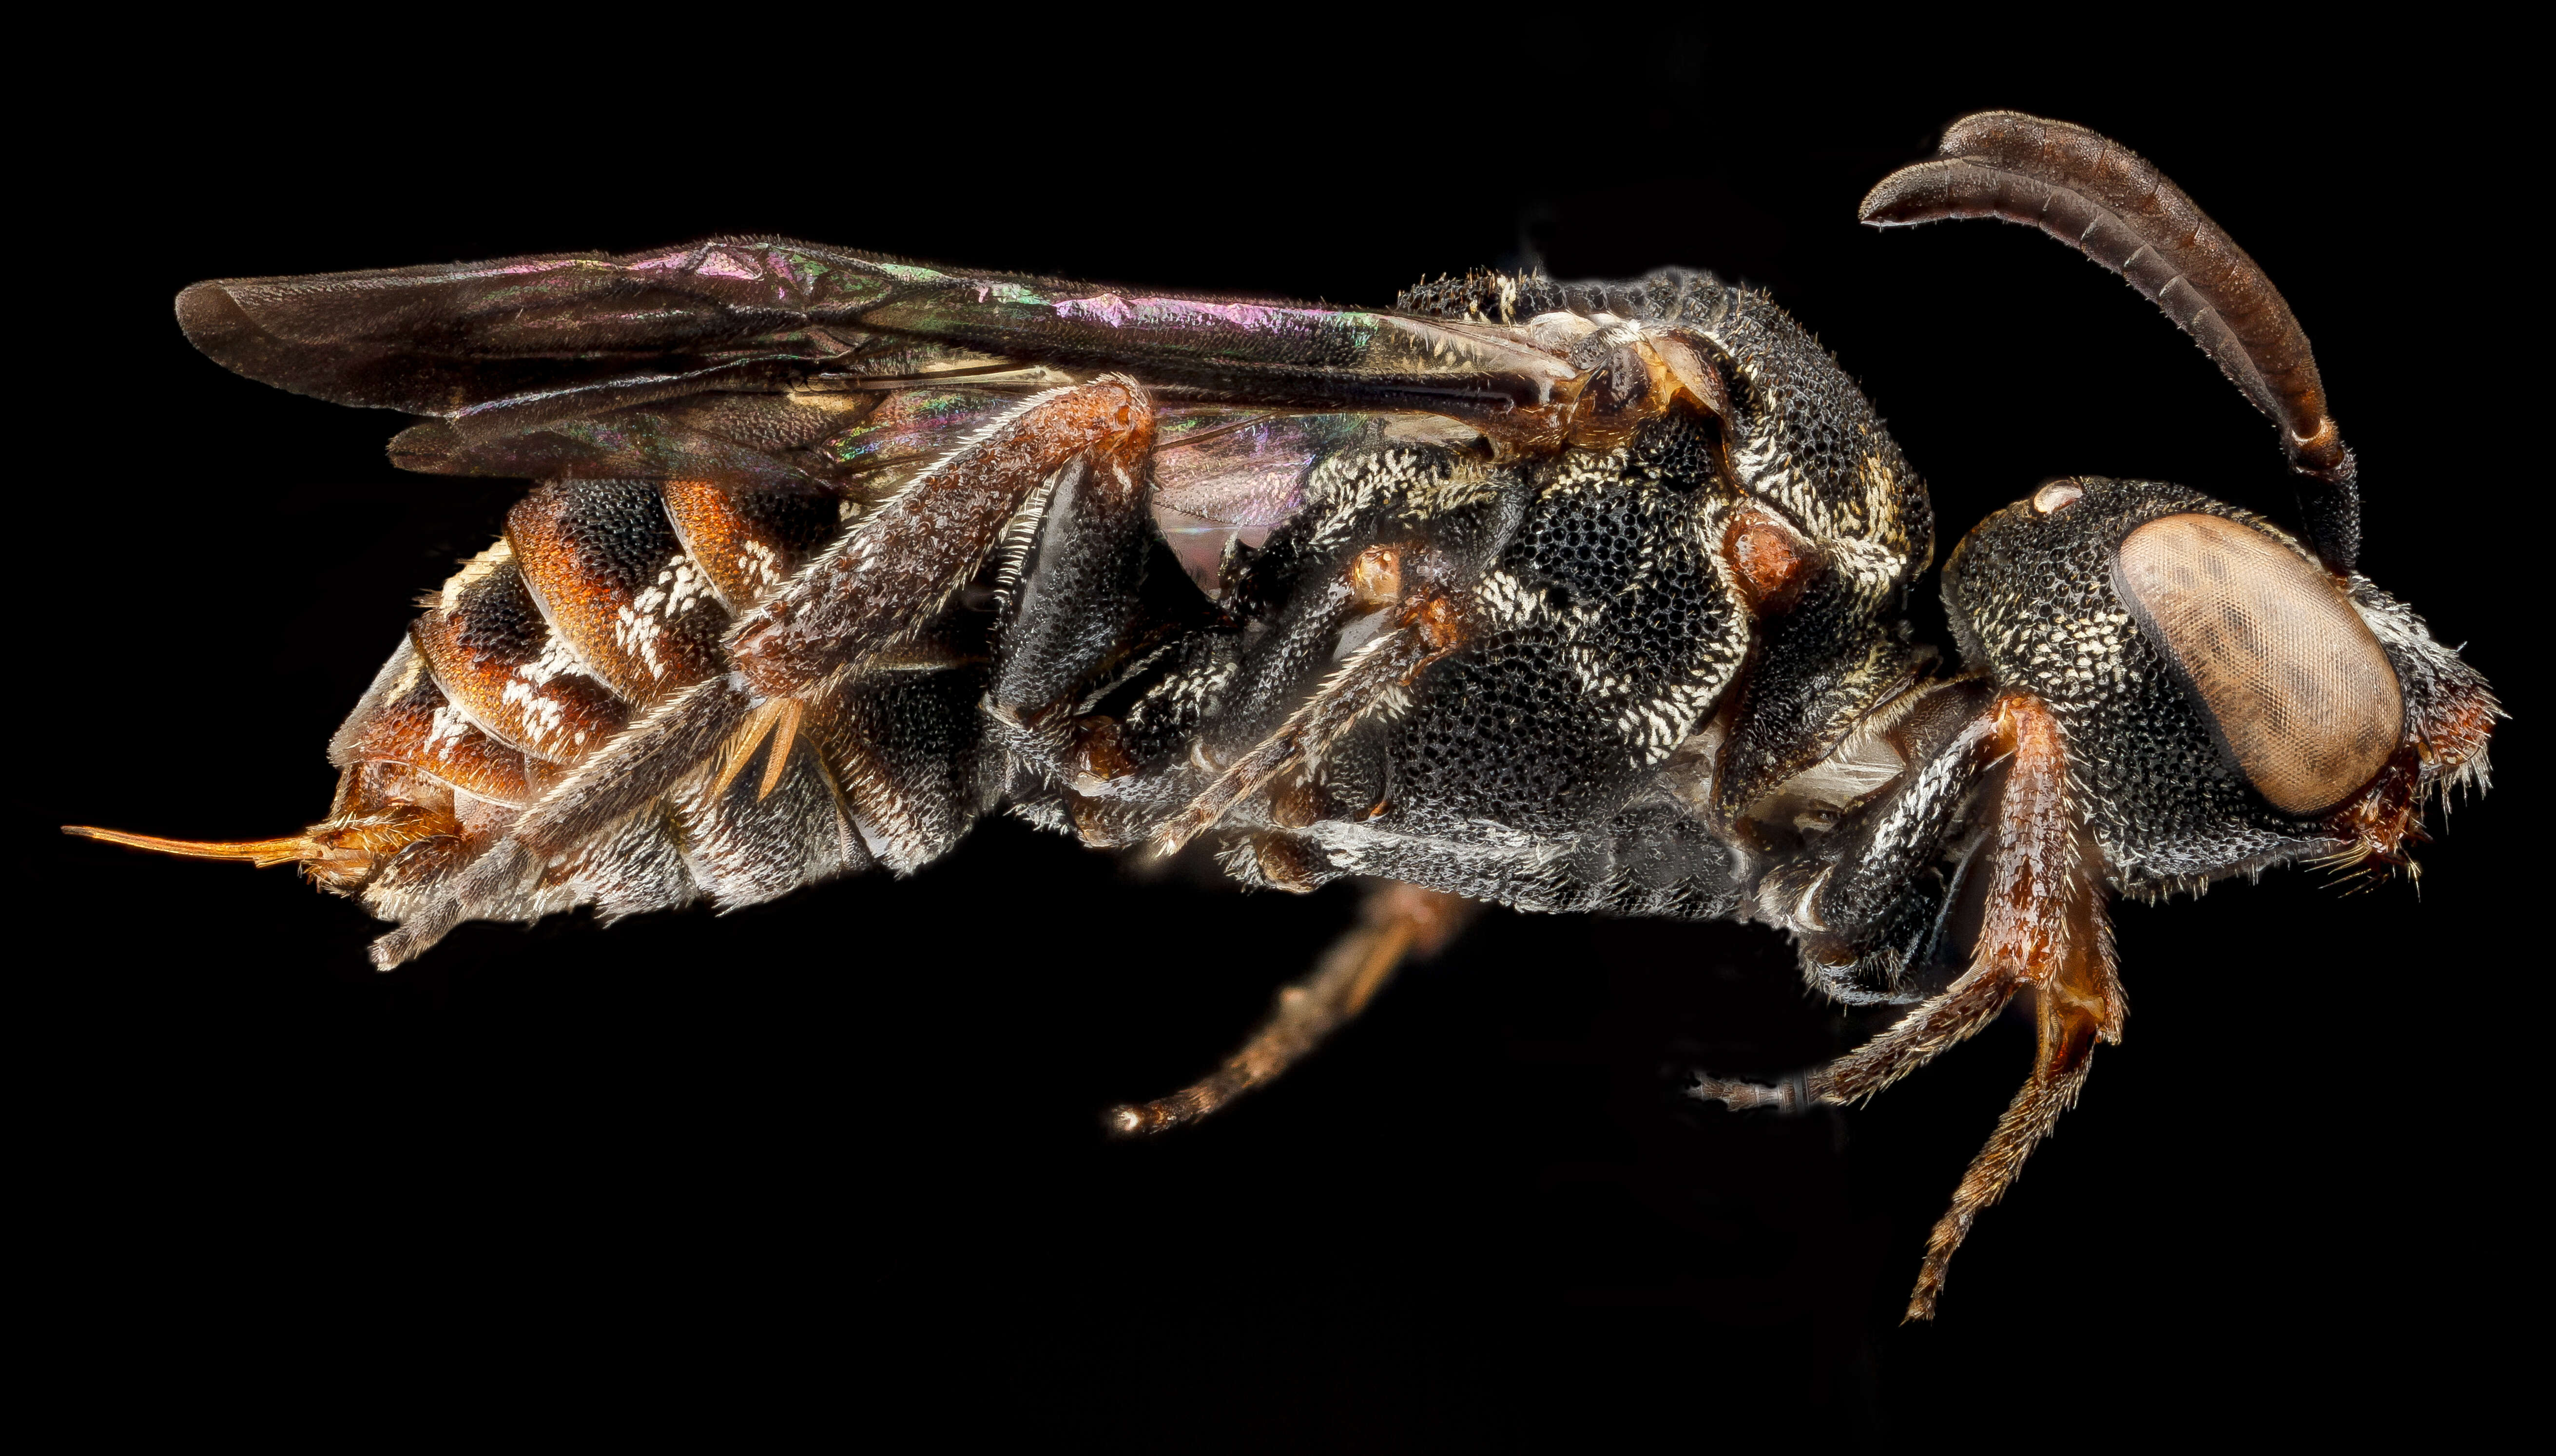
[1108,881,1475,1135]
[1698,694,2093,1104]
[1049,536,1479,853]
[1153,590,1466,856]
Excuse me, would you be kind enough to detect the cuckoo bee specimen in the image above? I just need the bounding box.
[72,113,2496,1318]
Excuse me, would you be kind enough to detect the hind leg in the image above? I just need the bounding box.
[374,380,1162,964]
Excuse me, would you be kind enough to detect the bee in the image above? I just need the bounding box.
[69,112,2494,1319]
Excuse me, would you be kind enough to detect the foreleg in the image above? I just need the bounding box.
[1755,678,2004,1004]
[1693,693,2126,1316]
[1108,882,1475,1134]
[1904,914,2116,1320]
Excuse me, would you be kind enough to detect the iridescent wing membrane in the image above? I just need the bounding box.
[180,239,1578,448]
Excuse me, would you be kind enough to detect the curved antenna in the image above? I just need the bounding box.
[1860,112,2359,573]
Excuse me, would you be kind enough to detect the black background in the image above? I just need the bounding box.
[23,27,2533,1447]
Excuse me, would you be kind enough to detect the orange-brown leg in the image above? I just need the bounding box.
[1904,914,2119,1320]
[1108,882,1475,1135]
[1693,693,2126,1316]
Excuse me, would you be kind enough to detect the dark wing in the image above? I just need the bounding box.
[178,238,1575,589]
[178,237,1581,553]
[177,237,1576,431]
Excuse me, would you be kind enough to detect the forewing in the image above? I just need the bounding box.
[177,238,1576,424]
[182,238,1561,569]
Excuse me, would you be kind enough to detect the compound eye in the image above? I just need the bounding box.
[2115,513,2403,815]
